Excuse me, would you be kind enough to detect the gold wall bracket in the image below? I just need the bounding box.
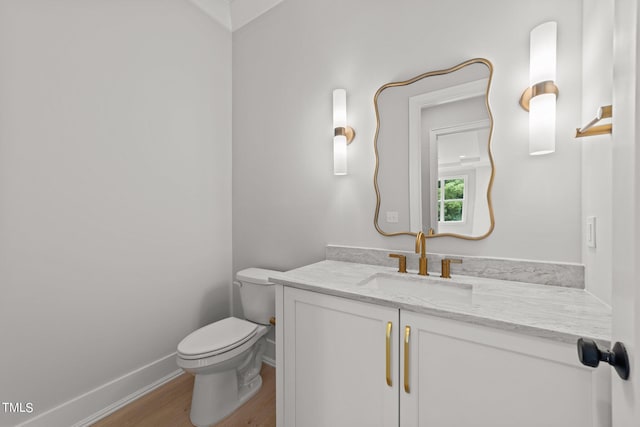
[575,105,612,138]
[334,126,356,144]
[519,80,559,111]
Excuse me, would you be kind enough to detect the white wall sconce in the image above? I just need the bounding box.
[333,89,355,175]
[519,21,558,156]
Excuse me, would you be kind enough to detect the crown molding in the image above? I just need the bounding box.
[189,0,231,30]
[188,0,283,32]
[230,0,283,31]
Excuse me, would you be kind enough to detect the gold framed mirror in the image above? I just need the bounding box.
[373,58,495,239]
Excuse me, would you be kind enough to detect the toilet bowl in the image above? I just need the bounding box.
[176,268,278,427]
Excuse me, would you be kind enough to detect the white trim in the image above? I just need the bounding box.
[188,0,284,32]
[611,0,640,421]
[230,0,284,31]
[188,0,232,30]
[262,356,276,368]
[428,120,489,233]
[263,337,276,367]
[74,369,183,427]
[429,119,491,138]
[408,79,488,232]
[19,353,182,427]
[275,284,285,427]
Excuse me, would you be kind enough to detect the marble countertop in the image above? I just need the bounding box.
[269,260,611,346]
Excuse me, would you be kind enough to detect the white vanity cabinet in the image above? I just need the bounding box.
[277,286,611,427]
[400,311,611,427]
[280,286,399,427]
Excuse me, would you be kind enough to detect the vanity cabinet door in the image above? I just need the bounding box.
[282,287,400,427]
[400,311,611,427]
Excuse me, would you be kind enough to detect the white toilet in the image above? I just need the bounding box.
[176,268,278,427]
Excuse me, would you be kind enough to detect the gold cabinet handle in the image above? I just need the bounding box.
[404,326,411,393]
[386,321,392,386]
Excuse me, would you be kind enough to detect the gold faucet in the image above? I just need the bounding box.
[441,258,463,279]
[389,253,407,273]
[415,231,428,276]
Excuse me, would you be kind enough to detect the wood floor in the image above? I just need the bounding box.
[92,364,275,427]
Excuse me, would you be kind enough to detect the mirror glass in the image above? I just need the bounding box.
[374,58,495,239]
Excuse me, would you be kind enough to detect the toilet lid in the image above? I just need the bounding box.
[236,268,279,285]
[177,317,258,357]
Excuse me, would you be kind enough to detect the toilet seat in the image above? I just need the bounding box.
[178,317,258,360]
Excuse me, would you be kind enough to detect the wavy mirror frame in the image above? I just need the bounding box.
[373,58,496,240]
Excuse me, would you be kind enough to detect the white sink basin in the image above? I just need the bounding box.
[357,272,472,302]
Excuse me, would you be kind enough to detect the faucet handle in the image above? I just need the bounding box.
[389,253,407,273]
[441,258,463,279]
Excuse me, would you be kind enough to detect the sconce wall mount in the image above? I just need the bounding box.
[334,125,356,144]
[519,80,559,111]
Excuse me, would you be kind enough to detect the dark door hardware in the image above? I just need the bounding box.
[577,338,630,380]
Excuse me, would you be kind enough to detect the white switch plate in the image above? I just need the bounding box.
[586,216,597,248]
[386,211,399,223]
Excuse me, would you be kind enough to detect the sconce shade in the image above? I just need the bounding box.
[529,94,556,155]
[530,21,557,85]
[333,89,350,175]
[333,135,347,175]
[528,21,557,156]
[333,89,347,129]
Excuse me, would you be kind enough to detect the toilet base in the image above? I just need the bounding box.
[187,337,267,427]
[190,372,263,427]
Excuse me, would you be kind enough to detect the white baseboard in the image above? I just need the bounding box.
[263,338,276,367]
[19,353,183,427]
[262,356,276,367]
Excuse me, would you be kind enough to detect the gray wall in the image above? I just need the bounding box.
[582,0,613,304]
[232,0,584,312]
[0,1,232,425]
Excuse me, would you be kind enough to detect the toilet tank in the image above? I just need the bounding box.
[236,268,279,325]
